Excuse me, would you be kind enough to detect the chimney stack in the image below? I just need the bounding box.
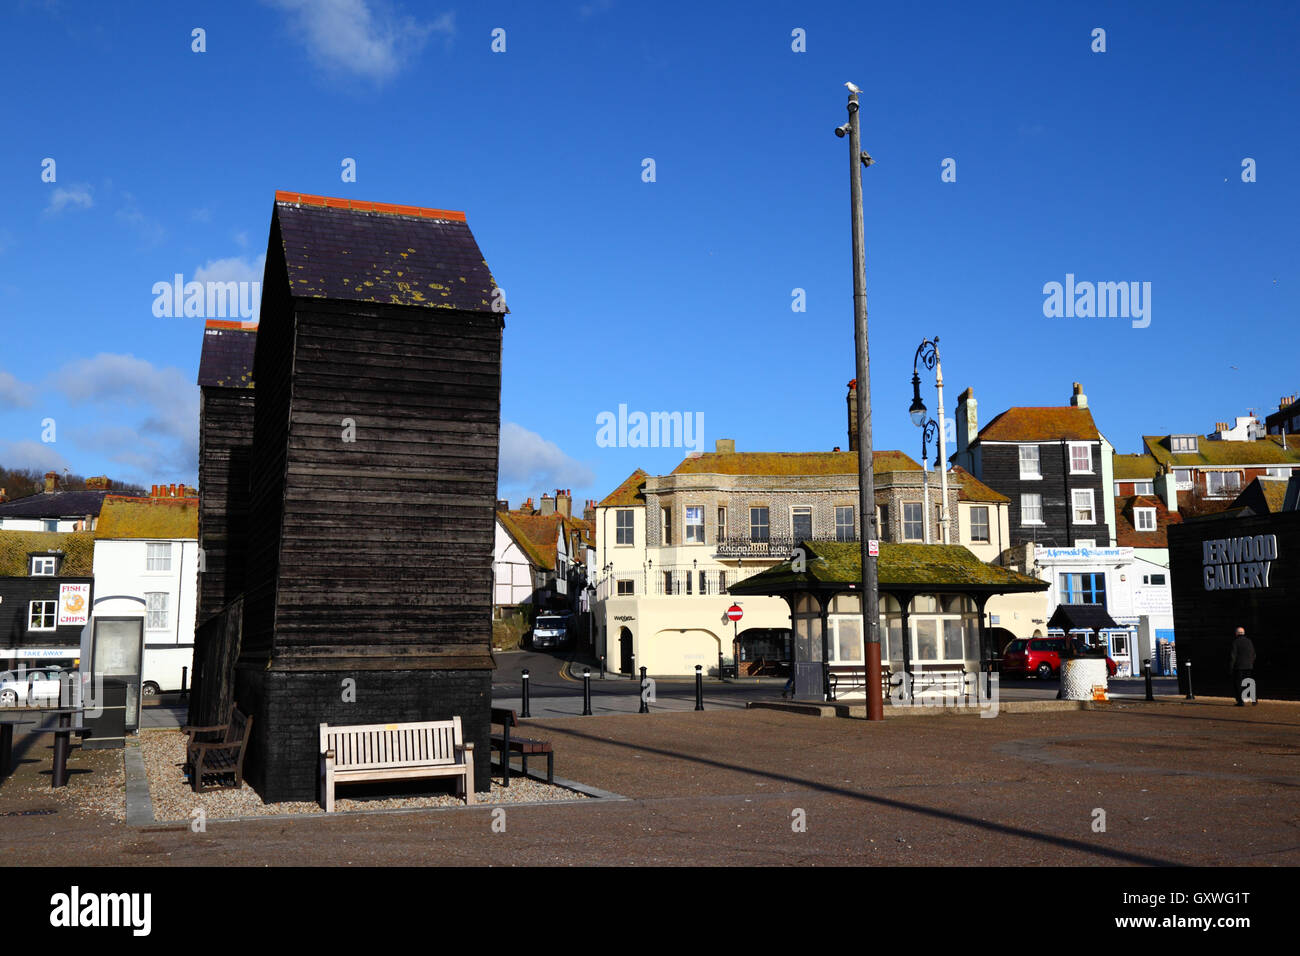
[714,439,735,455]
[85,476,111,491]
[496,499,509,512]
[956,387,978,461]
[1070,382,1088,408]
[846,380,859,451]
[0,488,7,504]
[540,493,556,516]
[583,499,596,523]
[557,488,572,518]
[43,471,59,494]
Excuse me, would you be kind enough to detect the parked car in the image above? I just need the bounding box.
[1000,638,1116,679]
[530,614,569,651]
[0,666,69,707]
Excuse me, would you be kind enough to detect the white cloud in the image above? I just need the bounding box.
[45,183,93,214]
[266,0,454,83]
[499,422,594,492]
[194,253,266,324]
[0,439,70,474]
[52,354,199,480]
[0,370,36,407]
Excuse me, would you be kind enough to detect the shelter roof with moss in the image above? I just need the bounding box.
[729,540,1047,597]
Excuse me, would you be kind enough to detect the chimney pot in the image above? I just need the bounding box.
[43,472,59,494]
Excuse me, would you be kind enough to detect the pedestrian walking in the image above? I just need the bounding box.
[1229,626,1256,706]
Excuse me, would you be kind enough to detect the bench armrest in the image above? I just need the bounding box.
[192,740,243,756]
[182,723,228,736]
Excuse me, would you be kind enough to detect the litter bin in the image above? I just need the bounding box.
[81,677,127,750]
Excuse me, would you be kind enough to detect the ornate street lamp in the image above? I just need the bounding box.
[911,338,952,544]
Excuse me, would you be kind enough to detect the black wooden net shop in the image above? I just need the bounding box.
[191,192,505,801]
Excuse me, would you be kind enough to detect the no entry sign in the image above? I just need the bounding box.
[726,604,743,622]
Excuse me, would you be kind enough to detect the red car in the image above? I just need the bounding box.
[1000,637,1117,679]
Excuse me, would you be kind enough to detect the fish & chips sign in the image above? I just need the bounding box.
[1202,534,1278,591]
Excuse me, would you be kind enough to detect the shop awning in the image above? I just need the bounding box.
[1047,604,1121,633]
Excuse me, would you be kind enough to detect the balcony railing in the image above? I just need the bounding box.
[714,534,857,558]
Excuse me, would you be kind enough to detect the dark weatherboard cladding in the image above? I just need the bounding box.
[1169,510,1299,700]
[196,192,505,801]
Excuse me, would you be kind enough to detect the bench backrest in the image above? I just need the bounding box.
[490,707,518,729]
[320,717,464,771]
[227,705,251,746]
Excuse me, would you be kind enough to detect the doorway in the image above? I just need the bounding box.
[91,617,144,731]
[619,627,634,674]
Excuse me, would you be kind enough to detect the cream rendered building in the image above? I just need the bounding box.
[592,442,1038,676]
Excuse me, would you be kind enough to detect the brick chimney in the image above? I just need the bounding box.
[714,439,735,455]
[521,497,534,514]
[1070,382,1088,408]
[496,499,509,512]
[0,488,7,504]
[85,475,112,491]
[539,493,556,517]
[43,471,59,494]
[556,489,572,518]
[583,499,596,523]
[846,380,859,451]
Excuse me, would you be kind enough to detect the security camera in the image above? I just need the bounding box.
[834,123,850,138]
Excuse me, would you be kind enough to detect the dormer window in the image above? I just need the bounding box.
[30,555,59,576]
[1170,435,1199,454]
[1134,507,1157,531]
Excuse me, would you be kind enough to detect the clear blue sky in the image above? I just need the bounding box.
[2,1,1296,508]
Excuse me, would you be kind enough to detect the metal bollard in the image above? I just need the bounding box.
[582,668,592,716]
[600,655,606,680]
[521,668,531,718]
[1143,659,1153,701]
[51,711,71,788]
[639,666,649,713]
[695,664,704,711]
[1184,660,1194,701]
[629,653,636,680]
[180,666,188,700]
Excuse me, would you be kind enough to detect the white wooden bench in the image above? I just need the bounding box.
[319,717,476,812]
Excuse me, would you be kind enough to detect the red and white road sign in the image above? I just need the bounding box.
[868,539,880,557]
[726,604,744,622]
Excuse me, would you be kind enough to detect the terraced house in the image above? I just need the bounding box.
[1141,425,1300,517]
[493,491,595,616]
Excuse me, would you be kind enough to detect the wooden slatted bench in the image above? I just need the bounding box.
[908,666,972,703]
[827,665,894,702]
[490,707,553,787]
[319,717,475,812]
[182,702,253,793]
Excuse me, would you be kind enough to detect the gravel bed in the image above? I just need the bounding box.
[9,745,126,822]
[141,729,587,822]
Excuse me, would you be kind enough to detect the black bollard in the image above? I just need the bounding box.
[521,668,531,718]
[639,666,649,713]
[51,711,71,788]
[600,655,606,680]
[582,668,592,716]
[180,666,188,700]
[694,664,704,711]
[629,653,636,680]
[1143,659,1153,701]
[1184,660,1194,701]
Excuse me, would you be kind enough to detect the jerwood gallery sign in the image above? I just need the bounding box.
[1201,534,1278,591]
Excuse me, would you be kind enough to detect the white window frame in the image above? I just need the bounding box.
[1172,468,1192,490]
[749,506,769,542]
[146,541,172,572]
[615,509,635,546]
[1019,444,1041,480]
[1072,489,1096,524]
[1266,467,1290,479]
[1132,480,1154,495]
[616,579,635,596]
[684,506,704,544]
[835,505,855,542]
[146,592,169,630]
[661,507,671,545]
[902,502,924,541]
[1020,493,1044,526]
[1205,471,1241,497]
[969,505,990,543]
[791,505,813,542]
[29,556,58,576]
[1134,507,1157,531]
[28,600,57,631]
[1068,443,1093,474]
[716,506,726,542]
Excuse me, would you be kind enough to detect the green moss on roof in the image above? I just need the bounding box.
[1113,453,1160,480]
[729,540,1047,594]
[670,450,920,477]
[597,469,647,508]
[950,466,1009,503]
[94,496,198,539]
[0,531,94,577]
[1144,435,1300,467]
[977,407,1101,442]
